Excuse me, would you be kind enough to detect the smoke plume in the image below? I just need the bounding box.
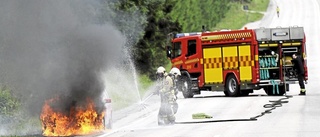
[0,0,145,135]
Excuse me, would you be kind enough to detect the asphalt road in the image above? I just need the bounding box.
[99,0,320,136]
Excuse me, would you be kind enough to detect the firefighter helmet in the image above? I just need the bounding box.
[156,66,166,79]
[169,67,181,76]
[157,66,166,74]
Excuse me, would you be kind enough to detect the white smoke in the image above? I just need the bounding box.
[0,0,145,135]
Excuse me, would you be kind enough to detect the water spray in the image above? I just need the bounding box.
[124,48,142,102]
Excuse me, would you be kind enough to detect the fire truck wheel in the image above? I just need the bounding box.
[181,75,194,98]
[225,75,240,97]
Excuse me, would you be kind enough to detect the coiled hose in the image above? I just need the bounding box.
[175,95,293,124]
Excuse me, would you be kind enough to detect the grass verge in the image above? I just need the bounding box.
[215,0,269,30]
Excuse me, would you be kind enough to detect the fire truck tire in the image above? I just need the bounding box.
[181,75,194,98]
[225,75,240,97]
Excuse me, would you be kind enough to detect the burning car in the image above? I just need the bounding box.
[40,96,112,136]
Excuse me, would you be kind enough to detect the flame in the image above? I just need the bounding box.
[40,98,105,136]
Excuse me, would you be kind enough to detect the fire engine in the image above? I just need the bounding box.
[166,27,308,98]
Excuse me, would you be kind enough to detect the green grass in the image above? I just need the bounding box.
[11,116,41,135]
[109,74,155,111]
[111,96,133,110]
[214,4,262,29]
[249,0,270,12]
[215,0,269,30]
[169,0,270,32]
[138,74,154,96]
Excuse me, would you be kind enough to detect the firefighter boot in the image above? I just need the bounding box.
[168,114,176,125]
[158,114,166,125]
[299,89,306,96]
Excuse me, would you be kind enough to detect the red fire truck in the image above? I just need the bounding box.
[166,27,308,98]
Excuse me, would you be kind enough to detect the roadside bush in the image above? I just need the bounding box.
[0,86,20,116]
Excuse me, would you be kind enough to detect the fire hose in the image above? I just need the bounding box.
[270,79,279,94]
[175,95,293,124]
[259,56,277,80]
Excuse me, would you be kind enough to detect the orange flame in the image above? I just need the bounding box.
[40,98,105,136]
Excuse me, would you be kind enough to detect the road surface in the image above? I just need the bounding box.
[100,0,320,136]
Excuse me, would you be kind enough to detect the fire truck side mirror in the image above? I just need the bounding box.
[166,46,172,58]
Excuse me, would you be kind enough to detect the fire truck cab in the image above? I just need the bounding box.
[167,27,308,98]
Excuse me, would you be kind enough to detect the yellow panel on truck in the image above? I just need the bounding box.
[222,46,238,70]
[239,45,253,81]
[202,48,223,83]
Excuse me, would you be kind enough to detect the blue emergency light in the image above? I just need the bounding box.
[175,32,202,38]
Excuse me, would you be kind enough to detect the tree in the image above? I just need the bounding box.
[112,0,182,79]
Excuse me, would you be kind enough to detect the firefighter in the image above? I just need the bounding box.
[291,53,306,95]
[169,67,181,98]
[169,67,180,114]
[156,66,176,125]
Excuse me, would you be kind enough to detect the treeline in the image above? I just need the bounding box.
[106,0,238,79]
[117,0,181,79]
